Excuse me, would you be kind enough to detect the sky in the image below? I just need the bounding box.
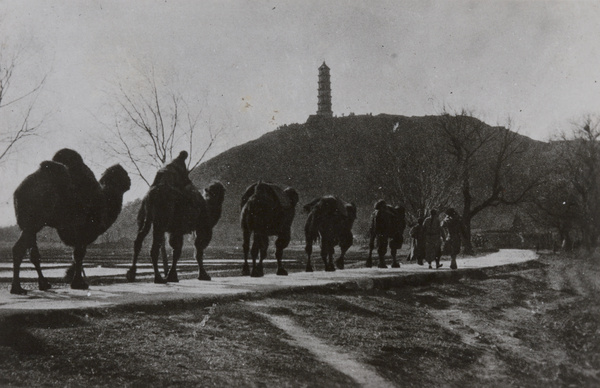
[0,0,599,226]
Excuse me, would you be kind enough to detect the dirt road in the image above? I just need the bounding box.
[1,251,599,387]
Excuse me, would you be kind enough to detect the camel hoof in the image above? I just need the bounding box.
[378,262,388,269]
[242,263,250,276]
[71,279,89,290]
[366,260,373,268]
[276,267,288,276]
[154,276,168,284]
[392,262,400,268]
[251,267,264,278]
[126,268,137,282]
[10,284,27,295]
[64,265,76,283]
[38,279,52,291]
[198,269,211,281]
[305,265,314,273]
[166,273,179,283]
[450,263,457,270]
[335,259,344,270]
[436,263,443,269]
[325,264,336,272]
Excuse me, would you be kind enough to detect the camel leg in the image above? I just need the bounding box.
[450,254,458,270]
[30,241,51,290]
[304,230,314,272]
[193,229,212,281]
[327,244,336,272]
[127,220,151,282]
[70,245,89,290]
[258,234,268,277]
[166,233,183,283]
[250,234,260,277]
[275,232,290,276]
[11,231,35,295]
[304,214,315,272]
[150,230,167,284]
[304,236,314,273]
[336,230,353,270]
[252,234,267,278]
[390,238,401,268]
[377,235,388,269]
[161,244,170,277]
[366,232,375,268]
[242,227,251,276]
[322,241,335,272]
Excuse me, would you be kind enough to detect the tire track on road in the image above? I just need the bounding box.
[260,311,396,388]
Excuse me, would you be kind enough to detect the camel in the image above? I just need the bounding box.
[366,200,406,268]
[126,181,225,283]
[303,196,357,272]
[240,181,299,277]
[11,149,131,295]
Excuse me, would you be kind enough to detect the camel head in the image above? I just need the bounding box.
[203,181,226,205]
[99,164,131,194]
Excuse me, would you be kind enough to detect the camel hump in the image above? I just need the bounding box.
[345,202,357,220]
[51,148,103,213]
[244,181,294,209]
[320,195,350,218]
[374,199,387,211]
[52,148,84,167]
[263,183,293,209]
[40,160,68,177]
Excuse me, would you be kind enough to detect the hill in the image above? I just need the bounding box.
[188,113,552,244]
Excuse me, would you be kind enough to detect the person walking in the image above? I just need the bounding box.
[422,209,443,269]
[441,208,466,270]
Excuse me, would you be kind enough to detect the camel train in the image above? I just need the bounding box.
[10,149,459,294]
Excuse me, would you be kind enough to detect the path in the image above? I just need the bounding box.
[0,249,537,317]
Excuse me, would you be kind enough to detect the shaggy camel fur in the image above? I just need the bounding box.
[240,181,299,277]
[304,196,356,272]
[12,149,130,294]
[367,200,406,268]
[127,181,225,283]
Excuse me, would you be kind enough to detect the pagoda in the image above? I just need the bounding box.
[316,62,333,117]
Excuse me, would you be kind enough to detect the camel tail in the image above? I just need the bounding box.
[137,198,150,231]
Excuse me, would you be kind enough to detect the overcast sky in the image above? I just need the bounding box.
[0,0,599,226]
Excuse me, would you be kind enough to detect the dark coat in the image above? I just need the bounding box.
[441,214,466,256]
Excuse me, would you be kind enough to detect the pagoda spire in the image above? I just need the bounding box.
[317,62,333,117]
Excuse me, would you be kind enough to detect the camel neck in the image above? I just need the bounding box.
[102,186,125,229]
[207,197,223,227]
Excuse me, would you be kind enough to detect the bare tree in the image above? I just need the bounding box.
[362,120,460,225]
[552,116,600,248]
[103,67,225,186]
[437,108,540,254]
[528,177,579,251]
[0,48,46,164]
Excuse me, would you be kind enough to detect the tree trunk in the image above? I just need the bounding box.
[462,169,475,255]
